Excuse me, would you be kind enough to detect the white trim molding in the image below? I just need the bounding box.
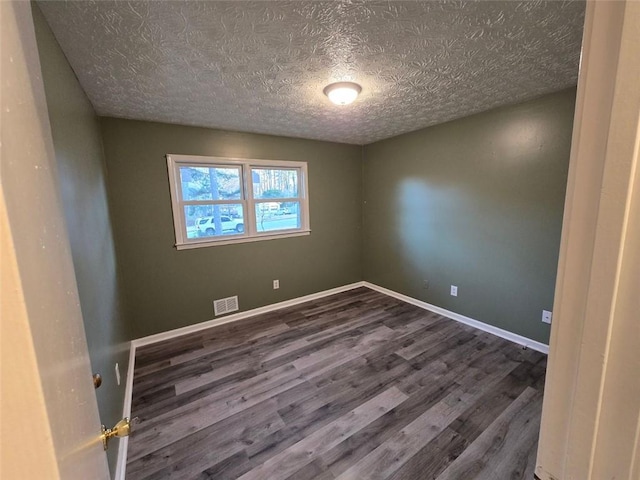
[536,2,640,479]
[363,282,549,354]
[115,279,549,477]
[114,281,366,479]
[114,342,136,480]
[166,154,310,250]
[132,282,366,348]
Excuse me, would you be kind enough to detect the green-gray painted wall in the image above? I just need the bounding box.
[32,5,130,475]
[29,7,575,471]
[32,3,575,395]
[99,119,363,338]
[363,89,576,344]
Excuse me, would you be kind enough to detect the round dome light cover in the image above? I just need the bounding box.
[323,82,362,105]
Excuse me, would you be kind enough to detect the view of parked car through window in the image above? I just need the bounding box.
[189,206,299,239]
[195,215,244,236]
[167,155,308,247]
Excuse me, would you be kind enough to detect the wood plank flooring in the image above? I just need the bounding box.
[127,287,546,480]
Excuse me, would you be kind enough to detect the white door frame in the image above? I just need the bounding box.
[0,2,109,479]
[536,1,640,479]
[2,1,638,479]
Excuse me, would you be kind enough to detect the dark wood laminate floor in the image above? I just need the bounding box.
[127,287,546,480]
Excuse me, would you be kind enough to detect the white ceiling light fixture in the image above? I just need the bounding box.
[323,81,362,106]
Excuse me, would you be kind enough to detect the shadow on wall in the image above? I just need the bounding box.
[395,176,547,309]
[395,178,474,301]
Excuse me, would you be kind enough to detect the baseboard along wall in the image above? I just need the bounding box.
[115,280,548,479]
[362,282,549,355]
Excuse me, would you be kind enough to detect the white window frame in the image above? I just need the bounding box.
[167,154,310,249]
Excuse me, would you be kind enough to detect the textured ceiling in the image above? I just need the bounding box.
[38,1,585,145]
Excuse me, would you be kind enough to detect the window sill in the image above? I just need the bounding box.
[175,229,311,250]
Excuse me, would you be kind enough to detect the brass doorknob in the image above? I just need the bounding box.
[92,373,102,389]
[101,417,137,450]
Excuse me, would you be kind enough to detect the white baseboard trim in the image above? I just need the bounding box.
[132,281,366,348]
[115,282,365,477]
[115,279,546,478]
[114,341,136,480]
[363,281,549,354]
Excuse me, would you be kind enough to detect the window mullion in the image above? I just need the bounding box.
[182,199,241,206]
[245,163,257,236]
[253,198,298,204]
[239,163,250,235]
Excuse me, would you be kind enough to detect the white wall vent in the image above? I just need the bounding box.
[213,296,239,316]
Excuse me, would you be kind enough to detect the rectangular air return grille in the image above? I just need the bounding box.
[213,295,239,316]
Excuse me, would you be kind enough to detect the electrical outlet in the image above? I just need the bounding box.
[115,363,121,386]
[450,285,458,297]
[273,279,280,290]
[423,280,430,290]
[542,310,552,324]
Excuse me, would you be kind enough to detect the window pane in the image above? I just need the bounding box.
[255,201,300,233]
[184,204,244,239]
[252,168,299,199]
[180,166,241,201]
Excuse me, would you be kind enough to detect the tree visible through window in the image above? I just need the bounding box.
[252,168,300,233]
[167,155,309,248]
